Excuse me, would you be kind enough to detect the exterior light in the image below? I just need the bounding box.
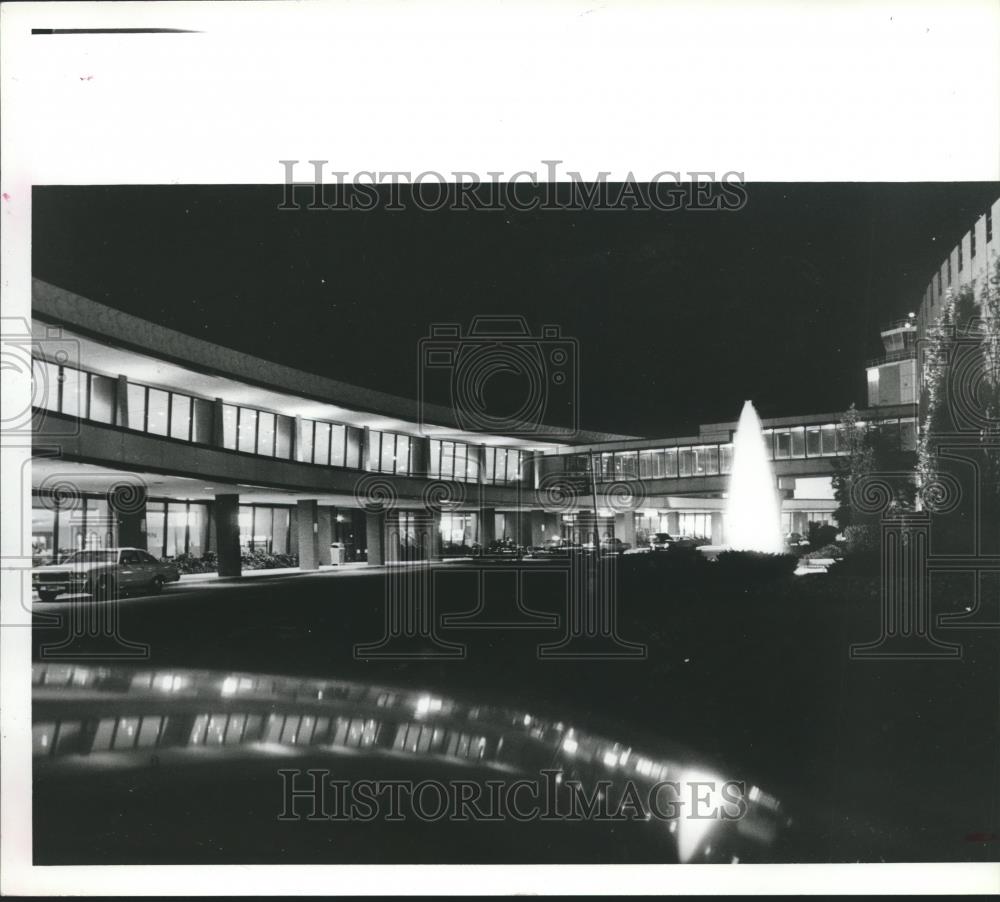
[415,694,442,717]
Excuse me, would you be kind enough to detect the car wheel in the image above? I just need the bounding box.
[38,591,58,604]
[90,574,116,601]
[149,575,164,595]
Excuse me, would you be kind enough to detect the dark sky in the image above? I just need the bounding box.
[32,183,999,438]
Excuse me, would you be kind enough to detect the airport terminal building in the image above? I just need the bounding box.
[35,216,993,576]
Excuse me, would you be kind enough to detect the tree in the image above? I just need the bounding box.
[833,403,915,554]
[917,257,1000,552]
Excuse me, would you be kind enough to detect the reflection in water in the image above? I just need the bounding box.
[33,663,787,862]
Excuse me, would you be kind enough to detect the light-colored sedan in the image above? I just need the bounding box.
[32,548,180,603]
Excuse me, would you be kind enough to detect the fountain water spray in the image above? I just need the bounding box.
[725,400,784,554]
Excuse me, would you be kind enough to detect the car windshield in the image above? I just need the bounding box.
[63,550,117,564]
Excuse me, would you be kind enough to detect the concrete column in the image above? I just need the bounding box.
[366,511,386,565]
[711,511,724,546]
[666,511,680,534]
[478,444,488,484]
[384,512,400,563]
[521,451,536,489]
[317,506,333,565]
[211,398,226,448]
[294,416,307,462]
[112,484,147,550]
[214,493,242,577]
[296,499,320,570]
[115,375,130,428]
[615,512,637,546]
[430,511,443,560]
[530,510,549,547]
[518,512,534,548]
[288,508,299,556]
[480,507,496,547]
[362,426,373,471]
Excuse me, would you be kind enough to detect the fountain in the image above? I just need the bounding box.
[724,400,785,554]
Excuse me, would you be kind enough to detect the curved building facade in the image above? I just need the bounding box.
[866,196,999,412]
[29,278,914,575]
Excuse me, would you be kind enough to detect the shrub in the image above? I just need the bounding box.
[168,552,217,574]
[807,522,839,550]
[621,543,713,579]
[715,550,798,580]
[241,549,298,570]
[804,543,844,561]
[844,524,877,553]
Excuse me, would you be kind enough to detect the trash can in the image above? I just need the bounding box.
[329,542,346,565]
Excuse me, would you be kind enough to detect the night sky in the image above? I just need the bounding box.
[32,183,999,438]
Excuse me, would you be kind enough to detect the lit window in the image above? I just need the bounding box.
[821,424,837,455]
[137,716,163,748]
[314,420,331,465]
[237,408,258,453]
[663,448,678,477]
[300,420,315,462]
[329,423,346,466]
[192,398,214,443]
[146,388,169,436]
[113,716,140,750]
[169,393,191,440]
[89,374,116,424]
[60,367,85,418]
[33,723,56,757]
[221,404,238,449]
[32,359,61,412]
[257,412,276,456]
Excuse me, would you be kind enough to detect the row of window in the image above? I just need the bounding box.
[429,439,480,482]
[427,441,527,485]
[33,359,118,426]
[32,357,525,484]
[928,209,993,305]
[561,418,917,483]
[298,417,364,468]
[220,404,295,459]
[367,430,415,475]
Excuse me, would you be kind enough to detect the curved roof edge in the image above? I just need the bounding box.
[32,278,637,445]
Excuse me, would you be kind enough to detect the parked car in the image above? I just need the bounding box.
[598,537,632,556]
[531,536,579,557]
[785,532,810,550]
[648,532,675,551]
[32,548,181,603]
